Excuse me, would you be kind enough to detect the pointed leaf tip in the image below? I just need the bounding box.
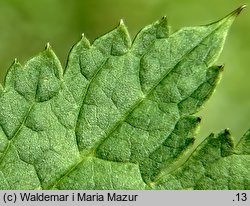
[218,5,246,27]
[231,5,247,17]
[235,5,247,15]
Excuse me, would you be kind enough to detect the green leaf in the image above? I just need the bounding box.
[154,130,250,189]
[0,6,249,190]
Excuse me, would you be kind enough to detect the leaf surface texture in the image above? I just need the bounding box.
[0,7,249,190]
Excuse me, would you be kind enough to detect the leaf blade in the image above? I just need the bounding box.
[0,6,248,190]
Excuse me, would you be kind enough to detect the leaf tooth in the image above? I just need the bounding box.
[156,15,170,38]
[224,128,231,135]
[119,19,124,26]
[9,43,63,102]
[42,44,63,80]
[92,19,131,55]
[14,58,18,64]
[110,20,131,55]
[218,129,235,157]
[80,33,91,48]
[218,64,225,71]
[132,16,169,57]
[4,59,22,90]
[10,57,20,66]
[45,42,51,50]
